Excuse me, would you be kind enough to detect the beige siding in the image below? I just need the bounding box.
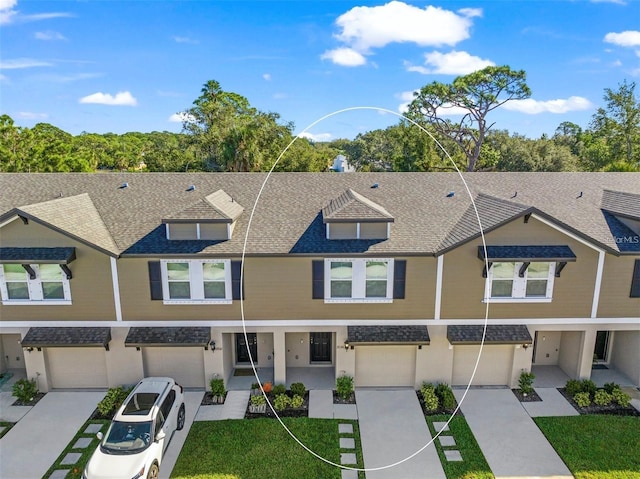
[167,223,197,240]
[440,216,597,319]
[360,223,388,239]
[0,220,117,321]
[597,256,640,317]
[329,223,357,239]
[200,223,228,240]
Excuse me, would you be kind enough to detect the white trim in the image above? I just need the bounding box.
[0,300,72,306]
[356,223,361,239]
[196,223,201,239]
[484,261,555,302]
[110,257,122,322]
[0,215,20,229]
[161,259,232,304]
[591,250,605,318]
[387,223,391,239]
[0,263,72,303]
[165,224,170,240]
[325,224,330,240]
[226,223,231,239]
[324,258,394,303]
[483,297,552,304]
[434,255,443,320]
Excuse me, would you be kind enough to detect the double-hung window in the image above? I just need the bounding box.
[325,258,394,303]
[0,263,71,304]
[161,259,231,304]
[485,261,555,302]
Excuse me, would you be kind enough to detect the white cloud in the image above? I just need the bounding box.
[298,131,332,142]
[173,35,199,44]
[1,0,73,25]
[79,91,137,106]
[16,111,48,120]
[34,72,102,83]
[35,30,65,40]
[604,30,640,47]
[169,112,195,123]
[406,50,495,75]
[0,58,52,69]
[457,7,482,18]
[321,47,366,66]
[263,73,271,81]
[502,96,593,114]
[0,0,16,24]
[591,0,626,4]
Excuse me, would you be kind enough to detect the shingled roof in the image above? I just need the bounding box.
[601,189,640,220]
[322,188,394,223]
[347,325,430,344]
[21,327,111,348]
[447,325,532,345]
[163,189,244,223]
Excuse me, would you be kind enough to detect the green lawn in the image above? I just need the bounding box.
[535,415,640,479]
[426,415,494,479]
[171,418,364,479]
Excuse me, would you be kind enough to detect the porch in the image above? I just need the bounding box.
[532,364,637,388]
[226,366,334,391]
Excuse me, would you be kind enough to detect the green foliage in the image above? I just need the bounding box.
[420,383,439,412]
[336,375,354,400]
[97,386,131,417]
[250,394,266,406]
[290,394,304,409]
[580,380,597,397]
[290,382,306,397]
[12,378,38,403]
[210,378,226,397]
[518,371,536,395]
[603,382,619,394]
[612,389,631,408]
[272,383,286,396]
[574,392,592,408]
[251,382,260,390]
[565,379,583,397]
[435,383,457,411]
[273,394,290,411]
[594,390,613,406]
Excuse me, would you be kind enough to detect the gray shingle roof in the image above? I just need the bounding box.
[21,327,111,348]
[322,188,394,223]
[0,247,76,263]
[477,245,577,262]
[601,189,640,220]
[347,325,430,344]
[447,325,532,344]
[124,327,211,347]
[163,189,244,223]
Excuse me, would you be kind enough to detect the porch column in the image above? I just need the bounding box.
[273,329,286,384]
[22,348,49,392]
[206,330,225,389]
[578,329,598,380]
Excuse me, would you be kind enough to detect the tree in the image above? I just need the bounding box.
[407,65,531,171]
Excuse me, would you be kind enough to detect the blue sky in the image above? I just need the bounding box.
[1,0,639,141]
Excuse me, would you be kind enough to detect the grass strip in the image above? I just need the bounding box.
[0,421,14,439]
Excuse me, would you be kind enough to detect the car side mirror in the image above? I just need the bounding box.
[96,432,103,440]
[155,431,166,442]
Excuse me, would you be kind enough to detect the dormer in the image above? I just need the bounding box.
[322,188,394,240]
[162,189,243,241]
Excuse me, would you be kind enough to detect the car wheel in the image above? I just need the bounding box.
[177,403,186,431]
[147,462,159,479]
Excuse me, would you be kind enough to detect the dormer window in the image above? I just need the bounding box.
[322,189,394,240]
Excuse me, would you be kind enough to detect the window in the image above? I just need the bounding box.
[485,261,555,302]
[0,263,71,304]
[161,259,231,304]
[324,258,394,303]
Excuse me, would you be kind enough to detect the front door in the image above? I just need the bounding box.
[594,331,610,362]
[310,332,332,363]
[236,333,258,364]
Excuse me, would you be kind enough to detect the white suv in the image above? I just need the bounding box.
[83,377,186,479]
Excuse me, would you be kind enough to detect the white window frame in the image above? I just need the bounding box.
[484,261,556,303]
[160,259,232,304]
[324,258,394,303]
[0,263,72,305]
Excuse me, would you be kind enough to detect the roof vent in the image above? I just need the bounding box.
[187,185,196,191]
[119,182,129,189]
[371,183,379,189]
[512,191,518,198]
[446,191,455,198]
[577,191,583,198]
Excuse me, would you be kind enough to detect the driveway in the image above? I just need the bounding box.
[454,389,573,479]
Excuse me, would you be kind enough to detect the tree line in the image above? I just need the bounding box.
[1,68,638,173]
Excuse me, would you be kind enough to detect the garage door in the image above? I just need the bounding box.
[142,347,204,388]
[47,347,108,388]
[355,346,416,387]
[452,345,513,386]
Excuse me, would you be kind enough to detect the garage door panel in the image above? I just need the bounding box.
[355,346,416,387]
[452,345,513,386]
[47,347,108,389]
[143,347,204,388]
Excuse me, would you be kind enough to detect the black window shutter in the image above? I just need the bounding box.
[630,259,640,298]
[312,260,324,299]
[393,259,407,299]
[148,261,163,300]
[231,261,244,300]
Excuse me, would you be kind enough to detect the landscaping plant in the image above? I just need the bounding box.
[565,379,582,397]
[612,388,631,407]
[262,381,273,393]
[518,371,535,395]
[273,394,290,411]
[290,382,306,397]
[420,382,439,412]
[12,378,38,403]
[273,383,287,396]
[594,390,613,406]
[336,375,354,400]
[435,383,457,411]
[210,378,226,397]
[290,394,304,409]
[97,385,131,418]
[574,392,592,408]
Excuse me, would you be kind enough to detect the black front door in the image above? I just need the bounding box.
[594,331,610,362]
[236,333,258,364]
[310,332,332,362]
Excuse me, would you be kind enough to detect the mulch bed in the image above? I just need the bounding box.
[244,392,309,419]
[416,390,461,416]
[12,392,46,407]
[558,388,640,416]
[333,390,356,405]
[512,388,543,402]
[201,392,226,406]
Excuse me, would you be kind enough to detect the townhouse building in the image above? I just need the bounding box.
[0,172,638,392]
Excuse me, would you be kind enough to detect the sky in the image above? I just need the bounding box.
[1,0,639,141]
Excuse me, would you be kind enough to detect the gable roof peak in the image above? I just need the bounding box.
[163,188,244,223]
[322,188,394,223]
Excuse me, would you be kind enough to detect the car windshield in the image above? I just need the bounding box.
[101,420,153,454]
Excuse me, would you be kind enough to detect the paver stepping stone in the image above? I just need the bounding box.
[61,452,82,465]
[438,435,456,447]
[340,452,357,465]
[73,437,92,449]
[341,469,358,479]
[432,421,449,432]
[84,423,102,434]
[444,450,463,461]
[340,437,355,449]
[338,423,353,434]
[49,470,69,479]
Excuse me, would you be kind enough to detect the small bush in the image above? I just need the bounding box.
[97,386,130,417]
[434,383,456,411]
[565,379,582,397]
[290,394,304,408]
[612,388,631,407]
[250,394,266,406]
[518,371,535,395]
[273,394,290,411]
[12,378,38,403]
[594,390,613,406]
[251,382,260,390]
[336,375,354,400]
[210,378,226,397]
[603,382,619,394]
[273,383,287,396]
[290,382,306,397]
[574,392,591,407]
[420,383,439,412]
[580,379,597,397]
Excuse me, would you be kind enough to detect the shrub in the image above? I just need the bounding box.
[518,371,535,395]
[565,379,582,397]
[574,392,591,407]
[262,382,273,393]
[594,390,613,406]
[336,375,354,400]
[603,382,619,394]
[441,389,457,411]
[12,378,38,403]
[290,382,306,397]
[420,383,439,412]
[612,388,631,407]
[250,394,266,406]
[251,382,260,390]
[273,394,290,411]
[290,394,304,408]
[97,385,130,417]
[210,378,226,397]
[272,383,286,396]
[580,379,597,397]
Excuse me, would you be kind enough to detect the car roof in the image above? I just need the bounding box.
[113,377,175,422]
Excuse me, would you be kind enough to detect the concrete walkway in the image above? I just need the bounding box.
[0,391,104,479]
[522,388,580,417]
[356,389,445,479]
[454,389,573,479]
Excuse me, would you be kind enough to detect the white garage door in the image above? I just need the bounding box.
[47,347,108,389]
[355,346,416,387]
[452,345,513,386]
[142,347,204,388]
